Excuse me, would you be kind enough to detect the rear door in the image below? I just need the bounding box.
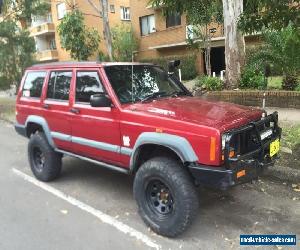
[69,68,122,165]
[42,70,73,151]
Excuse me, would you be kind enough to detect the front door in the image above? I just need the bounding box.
[42,70,73,151]
[70,68,121,165]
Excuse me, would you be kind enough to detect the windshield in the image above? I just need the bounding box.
[104,65,188,104]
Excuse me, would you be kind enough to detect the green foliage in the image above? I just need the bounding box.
[239,0,300,34]
[242,26,300,90]
[150,0,222,22]
[281,124,300,150]
[98,51,111,62]
[141,54,197,80]
[240,65,265,89]
[1,0,50,23]
[111,24,138,62]
[195,76,223,91]
[58,10,100,61]
[0,0,47,90]
[0,20,35,90]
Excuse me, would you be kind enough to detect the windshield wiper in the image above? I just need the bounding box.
[141,91,167,103]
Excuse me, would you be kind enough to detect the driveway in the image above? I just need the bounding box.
[0,121,299,250]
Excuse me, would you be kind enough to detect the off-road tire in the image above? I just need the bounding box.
[133,156,199,237]
[28,131,62,182]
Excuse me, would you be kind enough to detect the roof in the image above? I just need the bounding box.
[28,61,155,70]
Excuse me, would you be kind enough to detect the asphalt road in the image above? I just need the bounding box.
[0,120,299,250]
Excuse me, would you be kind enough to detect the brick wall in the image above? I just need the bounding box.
[51,0,131,61]
[196,91,300,109]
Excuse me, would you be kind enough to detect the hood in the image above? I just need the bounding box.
[124,96,262,131]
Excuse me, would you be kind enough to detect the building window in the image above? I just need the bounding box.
[47,71,72,101]
[76,71,104,103]
[49,38,56,50]
[22,72,47,98]
[166,12,181,28]
[110,4,115,13]
[57,2,66,20]
[120,7,130,20]
[139,15,155,36]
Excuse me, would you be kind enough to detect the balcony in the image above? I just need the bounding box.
[35,50,58,62]
[30,23,55,37]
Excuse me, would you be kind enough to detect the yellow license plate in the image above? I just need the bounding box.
[270,139,280,157]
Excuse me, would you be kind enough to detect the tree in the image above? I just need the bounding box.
[0,21,36,90]
[239,0,300,34]
[1,0,49,26]
[111,24,138,61]
[86,0,113,61]
[222,0,245,89]
[0,0,47,90]
[57,10,100,61]
[151,0,245,89]
[185,1,223,76]
[246,25,300,90]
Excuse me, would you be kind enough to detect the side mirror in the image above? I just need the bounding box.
[168,60,181,74]
[90,93,112,107]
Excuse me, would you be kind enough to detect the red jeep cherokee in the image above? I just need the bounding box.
[15,61,281,237]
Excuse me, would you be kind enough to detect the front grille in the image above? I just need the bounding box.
[224,112,281,169]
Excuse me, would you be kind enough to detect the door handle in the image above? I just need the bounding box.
[43,104,50,109]
[70,108,80,114]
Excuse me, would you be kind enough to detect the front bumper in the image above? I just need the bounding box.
[14,123,27,137]
[188,157,276,190]
[189,112,281,190]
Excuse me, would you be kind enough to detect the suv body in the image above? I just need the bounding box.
[15,62,281,237]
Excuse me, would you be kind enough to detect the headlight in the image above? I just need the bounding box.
[221,133,229,150]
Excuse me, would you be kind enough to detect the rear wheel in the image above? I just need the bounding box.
[28,131,62,182]
[133,156,199,237]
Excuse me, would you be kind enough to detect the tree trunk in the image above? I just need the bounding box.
[100,0,113,61]
[222,0,245,89]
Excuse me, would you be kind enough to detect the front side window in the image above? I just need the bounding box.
[47,71,72,100]
[57,2,66,20]
[140,15,155,36]
[104,65,187,104]
[166,12,181,28]
[22,71,47,98]
[76,71,104,103]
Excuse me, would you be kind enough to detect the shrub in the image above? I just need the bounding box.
[141,54,197,80]
[282,75,299,90]
[240,66,266,89]
[111,24,138,62]
[196,76,223,91]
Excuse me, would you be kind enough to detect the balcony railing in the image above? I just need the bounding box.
[30,23,55,37]
[35,50,58,61]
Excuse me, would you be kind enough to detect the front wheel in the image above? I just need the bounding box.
[133,157,199,237]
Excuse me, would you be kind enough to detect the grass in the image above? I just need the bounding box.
[0,97,16,123]
[281,124,300,150]
[267,76,283,90]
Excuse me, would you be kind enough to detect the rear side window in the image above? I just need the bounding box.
[22,71,46,98]
[47,71,72,100]
[75,71,104,103]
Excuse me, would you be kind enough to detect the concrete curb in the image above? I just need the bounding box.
[265,165,300,183]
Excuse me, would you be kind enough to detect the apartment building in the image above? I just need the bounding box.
[130,0,261,74]
[30,0,131,62]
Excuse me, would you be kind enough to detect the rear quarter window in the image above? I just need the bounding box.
[22,71,47,98]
